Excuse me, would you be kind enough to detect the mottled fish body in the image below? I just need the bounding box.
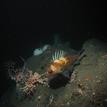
[46,49,84,78]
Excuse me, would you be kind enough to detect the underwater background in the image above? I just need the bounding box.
[0,0,107,107]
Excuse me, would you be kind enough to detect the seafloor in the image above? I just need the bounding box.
[0,39,107,107]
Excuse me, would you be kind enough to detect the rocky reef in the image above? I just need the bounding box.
[0,39,107,107]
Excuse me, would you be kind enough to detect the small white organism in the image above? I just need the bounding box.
[42,45,50,51]
[33,44,50,56]
[33,48,43,56]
